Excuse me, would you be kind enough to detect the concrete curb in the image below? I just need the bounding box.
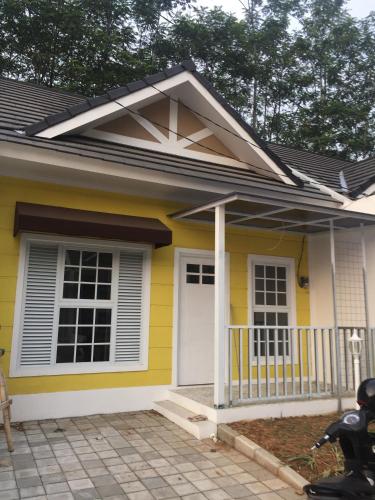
[217,424,309,493]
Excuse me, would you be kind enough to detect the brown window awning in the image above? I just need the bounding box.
[14,202,172,248]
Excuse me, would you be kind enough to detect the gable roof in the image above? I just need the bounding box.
[0,66,374,201]
[19,61,302,187]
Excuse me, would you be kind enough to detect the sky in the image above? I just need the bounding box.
[197,0,374,19]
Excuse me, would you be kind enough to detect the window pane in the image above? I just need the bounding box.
[278,313,288,326]
[266,292,276,305]
[81,268,96,282]
[59,308,77,325]
[255,279,264,291]
[266,266,275,278]
[58,327,76,344]
[277,280,286,292]
[64,267,79,282]
[99,253,112,268]
[97,285,111,300]
[266,279,275,291]
[98,269,111,283]
[187,274,199,284]
[254,312,265,325]
[255,292,264,305]
[93,345,110,362]
[277,293,287,306]
[95,309,111,325]
[202,265,214,274]
[202,275,214,285]
[76,345,92,362]
[187,264,200,273]
[95,327,111,343]
[63,283,78,299]
[277,267,286,279]
[56,346,74,363]
[65,250,80,265]
[59,247,115,364]
[78,308,94,324]
[82,251,97,267]
[77,327,92,343]
[255,265,264,277]
[80,284,95,299]
[265,312,276,325]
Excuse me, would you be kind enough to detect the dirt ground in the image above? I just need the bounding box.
[230,413,344,482]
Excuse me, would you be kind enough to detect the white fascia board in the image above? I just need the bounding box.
[35,73,192,139]
[35,71,295,185]
[182,75,296,186]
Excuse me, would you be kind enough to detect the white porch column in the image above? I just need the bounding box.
[214,204,226,408]
[330,220,342,412]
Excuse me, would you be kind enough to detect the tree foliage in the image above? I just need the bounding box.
[0,0,374,159]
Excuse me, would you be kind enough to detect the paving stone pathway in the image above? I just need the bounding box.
[0,410,304,499]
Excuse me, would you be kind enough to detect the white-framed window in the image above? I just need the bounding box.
[11,234,151,377]
[248,255,296,358]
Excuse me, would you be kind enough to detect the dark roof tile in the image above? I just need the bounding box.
[126,80,148,92]
[144,71,168,85]
[106,86,130,99]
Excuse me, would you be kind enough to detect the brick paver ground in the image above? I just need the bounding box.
[0,410,304,499]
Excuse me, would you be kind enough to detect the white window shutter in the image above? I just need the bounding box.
[20,243,58,366]
[115,251,144,363]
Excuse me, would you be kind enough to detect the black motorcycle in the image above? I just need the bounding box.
[304,379,375,499]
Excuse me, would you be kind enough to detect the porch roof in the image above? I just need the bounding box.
[170,192,375,233]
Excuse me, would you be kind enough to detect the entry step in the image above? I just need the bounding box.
[153,400,217,439]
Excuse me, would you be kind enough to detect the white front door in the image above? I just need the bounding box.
[178,254,215,385]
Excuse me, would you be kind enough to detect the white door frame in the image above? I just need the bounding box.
[172,247,230,387]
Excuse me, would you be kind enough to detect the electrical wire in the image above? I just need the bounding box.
[112,98,294,180]
[109,80,338,194]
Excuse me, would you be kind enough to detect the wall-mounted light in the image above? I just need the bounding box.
[298,276,309,289]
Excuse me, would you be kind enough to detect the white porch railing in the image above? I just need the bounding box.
[227,326,373,406]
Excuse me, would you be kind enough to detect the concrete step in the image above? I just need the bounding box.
[153,400,217,440]
[167,389,218,422]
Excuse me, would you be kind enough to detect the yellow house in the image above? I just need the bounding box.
[1,62,375,436]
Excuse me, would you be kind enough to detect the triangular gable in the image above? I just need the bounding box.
[24,62,301,186]
[92,97,240,163]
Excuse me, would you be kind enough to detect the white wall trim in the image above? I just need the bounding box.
[10,233,152,378]
[8,385,171,422]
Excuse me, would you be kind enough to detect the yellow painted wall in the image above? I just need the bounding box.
[0,176,310,396]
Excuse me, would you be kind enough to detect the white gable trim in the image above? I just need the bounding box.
[34,71,295,185]
[177,127,213,148]
[130,112,168,144]
[84,128,247,169]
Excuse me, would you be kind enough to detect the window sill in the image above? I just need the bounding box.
[10,362,148,378]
